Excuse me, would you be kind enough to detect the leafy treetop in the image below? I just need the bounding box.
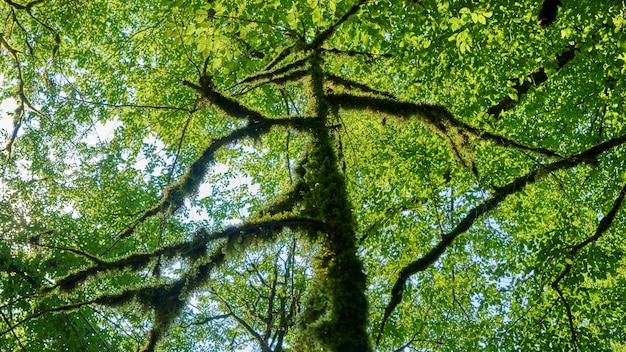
[1,0,626,351]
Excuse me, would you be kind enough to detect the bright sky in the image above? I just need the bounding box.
[0,89,260,230]
[0,98,17,137]
[0,98,17,194]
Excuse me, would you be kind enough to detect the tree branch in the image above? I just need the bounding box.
[235,57,309,88]
[327,92,562,157]
[261,0,367,72]
[211,289,272,352]
[0,311,25,350]
[236,69,309,97]
[554,285,578,350]
[3,0,44,11]
[64,97,195,113]
[15,248,228,348]
[537,0,562,27]
[547,182,626,350]
[307,0,368,50]
[325,73,396,99]
[377,132,626,342]
[487,43,577,119]
[188,313,231,326]
[568,183,626,256]
[51,217,329,294]
[321,47,392,61]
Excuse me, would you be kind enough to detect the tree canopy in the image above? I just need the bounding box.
[1,0,626,350]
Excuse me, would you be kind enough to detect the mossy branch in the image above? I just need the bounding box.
[235,57,309,88]
[253,180,309,219]
[49,217,329,294]
[6,249,226,349]
[321,48,392,61]
[325,73,396,99]
[103,74,321,253]
[249,155,310,219]
[0,291,133,339]
[6,249,228,348]
[206,218,333,242]
[262,44,299,73]
[104,122,271,253]
[327,92,562,157]
[30,215,329,350]
[107,76,320,249]
[377,132,626,344]
[236,69,309,97]
[185,77,319,130]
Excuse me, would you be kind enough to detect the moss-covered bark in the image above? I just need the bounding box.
[294,50,371,351]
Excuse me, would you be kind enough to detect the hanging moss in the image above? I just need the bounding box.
[293,275,333,351]
[139,290,185,352]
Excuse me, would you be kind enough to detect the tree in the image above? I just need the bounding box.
[1,0,625,350]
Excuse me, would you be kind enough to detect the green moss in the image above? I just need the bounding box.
[291,49,371,351]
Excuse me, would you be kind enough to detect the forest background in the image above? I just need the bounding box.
[1,0,626,351]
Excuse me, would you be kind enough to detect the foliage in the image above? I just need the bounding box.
[1,0,626,351]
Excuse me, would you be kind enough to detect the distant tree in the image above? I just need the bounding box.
[1,0,625,351]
